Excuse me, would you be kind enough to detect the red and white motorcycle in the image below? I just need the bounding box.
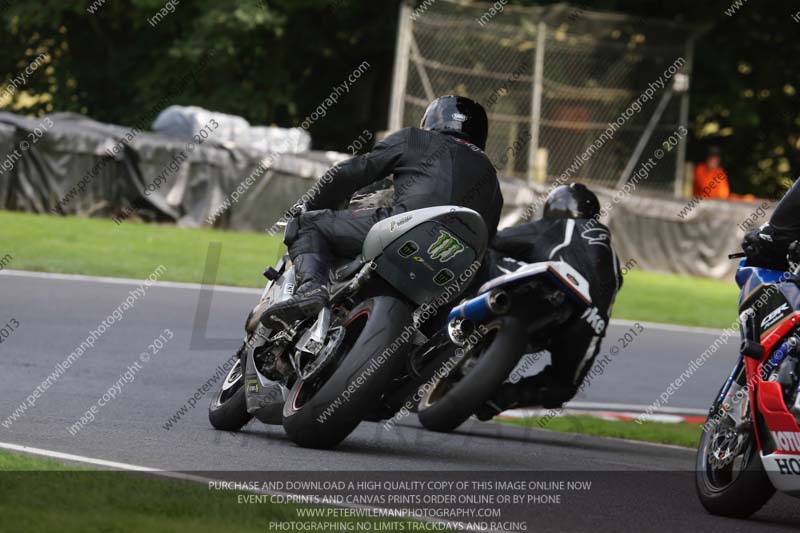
[696,246,800,517]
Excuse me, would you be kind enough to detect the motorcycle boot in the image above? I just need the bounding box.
[262,253,329,327]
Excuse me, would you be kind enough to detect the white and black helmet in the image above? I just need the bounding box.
[420,95,489,150]
[543,183,601,220]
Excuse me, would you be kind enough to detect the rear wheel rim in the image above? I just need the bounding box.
[420,325,499,409]
[288,310,370,413]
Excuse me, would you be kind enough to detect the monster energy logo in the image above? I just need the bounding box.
[428,230,465,262]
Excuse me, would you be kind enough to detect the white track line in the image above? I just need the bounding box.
[0,269,727,335]
[0,441,205,482]
[609,318,723,336]
[564,401,707,416]
[0,269,261,295]
[0,441,502,533]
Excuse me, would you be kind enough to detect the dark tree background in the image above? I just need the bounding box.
[549,0,800,197]
[0,0,400,152]
[1,0,797,197]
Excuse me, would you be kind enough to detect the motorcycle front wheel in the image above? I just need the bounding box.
[695,369,774,517]
[208,348,253,431]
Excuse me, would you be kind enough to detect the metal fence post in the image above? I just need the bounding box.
[614,88,674,190]
[674,37,696,198]
[389,2,413,131]
[528,21,546,186]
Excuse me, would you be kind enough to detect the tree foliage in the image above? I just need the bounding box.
[0,0,399,151]
[1,0,798,196]
[495,0,800,197]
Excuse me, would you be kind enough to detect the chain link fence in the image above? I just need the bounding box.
[390,0,701,196]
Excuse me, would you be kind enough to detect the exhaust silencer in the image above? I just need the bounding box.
[448,317,476,346]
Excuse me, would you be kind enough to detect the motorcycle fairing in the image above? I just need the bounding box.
[755,337,800,457]
[261,254,295,309]
[737,264,800,491]
[363,206,488,306]
[761,452,800,495]
[736,260,786,300]
[737,266,799,337]
[243,324,289,424]
[477,260,592,307]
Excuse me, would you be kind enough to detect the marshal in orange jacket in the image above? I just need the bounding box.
[693,163,730,199]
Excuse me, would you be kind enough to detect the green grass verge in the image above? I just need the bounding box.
[0,210,283,287]
[498,415,702,448]
[0,448,76,470]
[614,269,738,329]
[0,210,739,328]
[0,450,418,533]
[0,451,295,533]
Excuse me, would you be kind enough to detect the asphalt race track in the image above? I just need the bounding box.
[1,270,799,531]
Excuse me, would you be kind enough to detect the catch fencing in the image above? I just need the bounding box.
[390,0,702,195]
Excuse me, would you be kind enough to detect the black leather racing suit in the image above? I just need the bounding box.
[284,127,503,290]
[485,217,623,409]
[743,178,800,269]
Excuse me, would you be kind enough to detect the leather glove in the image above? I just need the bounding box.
[285,200,308,220]
[742,225,786,267]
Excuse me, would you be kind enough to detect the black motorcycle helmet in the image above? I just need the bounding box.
[420,95,488,150]
[543,183,600,220]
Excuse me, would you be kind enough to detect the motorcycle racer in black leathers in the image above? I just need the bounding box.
[263,95,504,325]
[476,184,623,418]
[742,178,800,269]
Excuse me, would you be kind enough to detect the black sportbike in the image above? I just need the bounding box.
[416,259,593,432]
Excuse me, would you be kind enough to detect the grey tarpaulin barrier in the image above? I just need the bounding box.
[499,180,773,280]
[324,178,769,280]
[152,105,311,155]
[0,111,770,279]
[0,112,344,231]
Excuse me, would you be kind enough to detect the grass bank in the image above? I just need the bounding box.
[0,449,417,533]
[0,211,281,287]
[0,450,298,533]
[615,269,737,329]
[0,211,738,328]
[498,415,702,448]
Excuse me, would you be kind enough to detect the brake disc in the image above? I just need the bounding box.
[708,427,745,469]
[299,326,345,381]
